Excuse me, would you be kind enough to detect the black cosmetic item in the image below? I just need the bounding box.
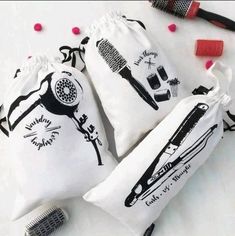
[150,0,235,32]
[154,89,171,102]
[157,65,168,81]
[96,39,159,110]
[147,73,161,90]
[124,103,209,207]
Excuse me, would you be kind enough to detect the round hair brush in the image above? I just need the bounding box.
[150,0,235,31]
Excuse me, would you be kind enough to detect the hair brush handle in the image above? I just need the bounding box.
[197,8,235,31]
[119,67,159,110]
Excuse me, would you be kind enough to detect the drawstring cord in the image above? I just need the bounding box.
[59,36,89,72]
[59,16,146,72]
[207,61,234,132]
[0,105,9,137]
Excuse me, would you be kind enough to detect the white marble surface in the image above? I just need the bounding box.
[0,1,235,236]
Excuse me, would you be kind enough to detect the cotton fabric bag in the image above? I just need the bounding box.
[84,11,189,157]
[0,55,117,220]
[84,61,232,236]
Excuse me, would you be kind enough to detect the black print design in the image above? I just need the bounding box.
[167,78,180,97]
[96,39,159,110]
[145,124,217,197]
[192,85,235,131]
[24,115,61,150]
[7,71,103,166]
[144,224,155,236]
[226,111,235,123]
[124,103,209,207]
[147,73,161,90]
[154,89,171,102]
[14,69,21,79]
[192,85,212,95]
[157,66,168,81]
[144,58,156,70]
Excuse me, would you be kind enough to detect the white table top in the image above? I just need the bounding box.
[0,1,235,236]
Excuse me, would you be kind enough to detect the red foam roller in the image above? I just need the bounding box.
[195,39,224,57]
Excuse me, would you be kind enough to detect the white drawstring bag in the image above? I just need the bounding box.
[84,61,232,236]
[84,11,189,157]
[0,55,117,220]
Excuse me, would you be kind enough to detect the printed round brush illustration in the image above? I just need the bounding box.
[7,71,103,166]
[125,103,209,207]
[167,78,180,97]
[96,38,159,110]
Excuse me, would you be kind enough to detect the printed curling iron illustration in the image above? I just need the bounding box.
[125,103,209,207]
[7,71,103,166]
[96,38,159,110]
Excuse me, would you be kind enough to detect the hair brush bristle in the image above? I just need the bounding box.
[151,0,193,18]
[97,39,127,73]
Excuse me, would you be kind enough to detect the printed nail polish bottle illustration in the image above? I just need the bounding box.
[125,103,210,207]
[7,71,103,166]
[157,66,168,81]
[147,73,161,90]
[167,78,180,97]
[154,89,171,102]
[96,38,159,110]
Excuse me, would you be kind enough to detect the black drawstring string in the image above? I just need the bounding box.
[223,120,235,132]
[123,16,146,30]
[0,105,9,137]
[59,36,90,72]
[192,86,235,132]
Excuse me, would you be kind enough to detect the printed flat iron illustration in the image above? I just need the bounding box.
[125,103,209,207]
[7,71,103,166]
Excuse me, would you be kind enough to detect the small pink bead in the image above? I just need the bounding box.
[205,60,214,70]
[168,23,177,32]
[34,23,42,32]
[72,27,80,35]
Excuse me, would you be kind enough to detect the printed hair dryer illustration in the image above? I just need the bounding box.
[150,0,235,31]
[124,103,209,207]
[7,71,103,166]
[96,38,159,110]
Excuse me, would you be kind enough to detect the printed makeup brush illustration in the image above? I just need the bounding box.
[7,71,103,166]
[96,39,159,110]
[150,0,235,31]
[124,103,209,207]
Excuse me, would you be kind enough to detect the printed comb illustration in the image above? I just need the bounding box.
[96,39,159,110]
[7,71,103,166]
[150,0,235,31]
[125,103,209,207]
